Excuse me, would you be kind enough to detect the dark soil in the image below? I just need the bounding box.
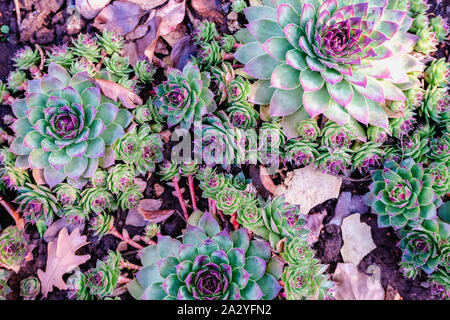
[0,0,448,300]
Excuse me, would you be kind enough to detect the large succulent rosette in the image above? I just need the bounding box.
[234,0,422,138]
[8,63,133,188]
[0,226,29,272]
[155,62,215,130]
[127,212,283,300]
[369,159,438,230]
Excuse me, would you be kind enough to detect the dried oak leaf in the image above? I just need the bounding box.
[93,1,145,36]
[156,0,186,36]
[171,35,197,70]
[94,79,143,109]
[191,0,224,23]
[37,228,90,298]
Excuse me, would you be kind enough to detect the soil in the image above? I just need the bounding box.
[0,0,448,300]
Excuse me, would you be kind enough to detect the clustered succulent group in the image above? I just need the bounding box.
[0,0,448,301]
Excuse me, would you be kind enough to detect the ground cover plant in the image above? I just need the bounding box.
[0,0,448,300]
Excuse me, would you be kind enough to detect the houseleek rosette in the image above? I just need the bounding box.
[401,132,429,163]
[227,101,259,129]
[133,60,156,84]
[215,188,242,215]
[281,237,315,265]
[234,0,422,137]
[0,226,29,272]
[81,187,116,215]
[155,62,215,130]
[425,163,449,197]
[285,139,319,166]
[106,164,135,194]
[83,251,121,299]
[91,169,108,187]
[90,213,114,238]
[420,86,449,123]
[72,34,101,62]
[98,30,125,55]
[424,58,449,88]
[316,146,352,175]
[194,20,219,43]
[297,119,320,141]
[429,16,449,41]
[15,183,61,236]
[351,142,384,174]
[104,53,133,78]
[227,77,250,103]
[0,269,11,300]
[369,159,438,230]
[210,62,235,104]
[428,134,450,164]
[127,211,283,300]
[54,183,81,206]
[20,277,40,300]
[46,44,74,68]
[197,168,229,199]
[12,47,40,71]
[7,70,27,93]
[321,121,359,149]
[8,63,133,188]
[118,186,143,210]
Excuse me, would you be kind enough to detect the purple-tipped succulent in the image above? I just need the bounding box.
[234,0,422,137]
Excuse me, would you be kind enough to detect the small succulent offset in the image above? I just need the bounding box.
[429,16,449,41]
[103,53,133,78]
[8,63,133,188]
[117,186,143,210]
[316,146,352,175]
[194,20,219,43]
[98,30,125,55]
[215,188,242,215]
[12,46,40,72]
[7,70,27,93]
[155,62,216,130]
[46,44,74,68]
[90,213,114,239]
[231,0,247,13]
[428,134,450,165]
[54,183,81,206]
[72,34,102,62]
[197,167,228,199]
[133,60,156,84]
[425,58,449,88]
[285,139,319,167]
[0,226,30,272]
[235,0,422,136]
[127,211,283,300]
[425,163,449,197]
[0,269,11,300]
[351,142,384,174]
[81,187,116,215]
[20,277,41,300]
[106,164,135,194]
[15,183,61,236]
[91,169,108,188]
[297,119,320,141]
[321,121,359,149]
[398,228,441,276]
[368,159,438,231]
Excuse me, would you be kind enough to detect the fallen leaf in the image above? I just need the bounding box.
[275,165,342,214]
[93,1,145,36]
[135,13,162,60]
[332,263,385,300]
[191,0,225,23]
[117,241,128,252]
[162,23,187,47]
[32,169,46,185]
[154,183,165,197]
[259,165,277,195]
[385,285,403,300]
[144,16,162,62]
[127,199,175,225]
[76,0,111,19]
[304,210,327,245]
[125,24,149,41]
[94,79,143,109]
[340,214,376,266]
[156,0,186,36]
[127,0,167,10]
[171,35,197,70]
[37,228,90,298]
[140,209,175,223]
[134,178,147,193]
[328,192,369,226]
[122,42,139,66]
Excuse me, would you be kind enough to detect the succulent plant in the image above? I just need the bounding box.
[127,211,283,300]
[227,101,259,129]
[215,188,242,215]
[367,125,389,144]
[410,12,429,34]
[281,237,315,266]
[117,186,143,210]
[210,62,235,104]
[195,41,223,69]
[90,213,114,238]
[0,81,10,104]
[46,44,74,68]
[282,261,333,300]
[0,269,11,300]
[197,167,228,198]
[91,169,108,188]
[158,161,180,182]
[321,121,359,149]
[13,46,40,71]
[8,63,133,188]
[351,142,384,174]
[227,76,250,103]
[104,53,133,78]
[425,162,449,197]
[180,159,198,177]
[20,277,40,300]
[369,159,438,230]
[232,0,247,13]
[155,62,215,129]
[133,104,153,125]
[133,60,156,84]
[401,132,429,163]
[316,146,352,175]
[428,133,450,164]
[220,34,236,53]
[98,30,125,55]
[227,171,251,191]
[61,206,90,226]
[194,20,219,43]
[0,165,30,189]
[15,183,60,236]
[409,0,429,15]
[425,58,449,88]
[143,223,160,240]
[69,57,97,77]
[398,228,441,275]
[405,86,425,109]
[421,86,450,123]
[234,0,422,136]
[54,183,81,206]
[81,187,116,215]
[285,139,319,167]
[414,26,438,54]
[390,109,416,138]
[7,70,27,93]
[0,226,29,272]
[429,16,449,41]
[106,164,135,194]
[84,251,121,298]
[428,268,450,300]
[297,119,320,141]
[416,123,436,140]
[72,34,102,62]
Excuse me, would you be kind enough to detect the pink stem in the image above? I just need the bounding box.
[0,197,24,230]
[173,177,189,221]
[187,175,197,210]
[231,213,239,229]
[233,43,243,49]
[222,53,234,60]
[117,275,132,284]
[120,261,142,271]
[232,64,244,69]
[109,228,144,250]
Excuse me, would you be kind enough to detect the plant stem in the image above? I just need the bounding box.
[108,227,144,250]
[233,43,243,49]
[231,213,239,229]
[117,275,132,284]
[0,197,24,230]
[120,261,142,271]
[187,175,197,210]
[172,177,189,221]
[222,53,235,60]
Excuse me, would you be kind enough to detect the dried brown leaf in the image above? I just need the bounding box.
[191,0,224,23]
[385,285,403,300]
[156,0,186,36]
[144,16,162,62]
[93,1,145,36]
[259,165,277,194]
[305,210,327,245]
[37,228,90,298]
[94,79,142,109]
[136,14,162,60]
[139,209,175,223]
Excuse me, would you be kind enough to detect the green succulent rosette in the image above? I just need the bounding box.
[106,164,135,194]
[104,53,133,78]
[54,183,81,206]
[227,101,259,129]
[316,146,352,175]
[127,211,283,300]
[180,159,198,177]
[81,187,116,215]
[20,277,40,300]
[0,165,30,189]
[69,57,97,77]
[428,134,450,164]
[194,20,219,43]
[98,30,125,55]
[227,76,250,103]
[72,34,102,62]
[232,0,247,13]
[414,26,438,55]
[321,120,366,149]
[197,168,229,199]
[91,169,108,187]
[7,70,27,93]
[258,121,286,165]
[416,123,436,140]
[84,251,121,298]
[46,44,74,68]
[425,58,449,88]
[0,269,11,300]
[90,213,114,238]
[429,16,449,41]
[8,63,133,188]
[143,223,160,240]
[409,0,428,14]
[138,133,164,174]
[210,62,235,104]
[405,86,425,109]
[62,206,90,226]
[118,186,143,210]
[133,104,153,124]
[282,263,333,300]
[428,268,450,299]
[155,62,215,130]
[285,139,319,166]
[133,60,156,84]
[234,0,422,137]
[369,159,438,230]
[0,226,29,272]
[0,81,9,104]
[351,142,384,174]
[158,161,180,182]
[420,86,449,123]
[281,237,315,266]
[12,46,40,70]
[195,41,222,69]
[15,183,60,236]
[220,34,236,53]
[390,109,416,138]
[425,163,449,197]
[401,132,429,163]
[297,118,320,141]
[398,228,441,275]
[215,187,242,215]
[227,172,251,191]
